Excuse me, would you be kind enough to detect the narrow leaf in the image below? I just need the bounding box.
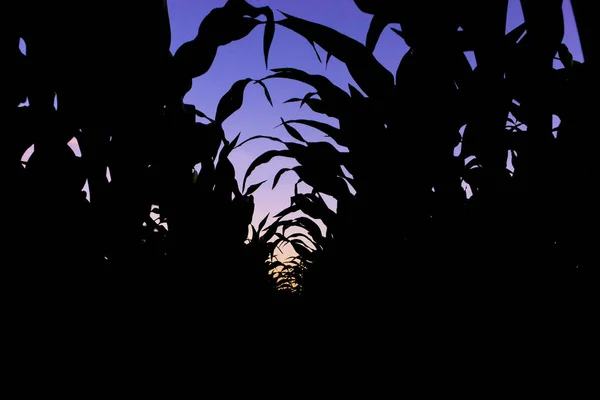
[215,78,252,124]
[347,84,364,99]
[325,52,333,68]
[278,117,307,143]
[366,15,390,52]
[309,40,323,62]
[274,204,301,219]
[195,109,215,122]
[235,135,285,150]
[285,119,344,146]
[245,180,267,196]
[243,149,292,191]
[277,13,394,100]
[257,212,270,233]
[263,10,275,68]
[253,80,273,106]
[301,92,318,108]
[273,168,294,190]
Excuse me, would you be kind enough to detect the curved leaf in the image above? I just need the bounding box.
[253,80,273,106]
[263,12,275,68]
[366,15,391,52]
[245,179,267,196]
[277,118,307,143]
[257,212,270,233]
[286,232,319,249]
[309,40,323,63]
[235,135,285,150]
[215,78,253,123]
[300,92,319,108]
[284,119,345,146]
[273,167,294,190]
[263,68,349,104]
[220,132,241,160]
[274,204,301,219]
[290,240,314,260]
[277,12,394,100]
[243,149,293,191]
[195,109,215,122]
[293,216,325,244]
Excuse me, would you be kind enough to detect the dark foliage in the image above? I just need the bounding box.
[2,1,594,311]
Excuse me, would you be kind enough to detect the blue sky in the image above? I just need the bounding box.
[166,0,583,230]
[18,1,583,235]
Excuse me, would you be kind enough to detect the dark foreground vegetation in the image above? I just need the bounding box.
[3,1,596,309]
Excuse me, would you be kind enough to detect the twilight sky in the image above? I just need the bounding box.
[165,0,584,230]
[18,1,581,234]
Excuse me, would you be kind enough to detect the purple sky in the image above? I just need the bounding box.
[19,1,583,236]
[166,0,584,230]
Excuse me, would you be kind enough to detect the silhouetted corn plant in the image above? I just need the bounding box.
[4,0,279,308]
[242,0,592,303]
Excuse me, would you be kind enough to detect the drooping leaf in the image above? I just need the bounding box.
[212,1,275,66]
[172,39,219,82]
[243,149,293,191]
[290,240,314,260]
[253,80,273,106]
[245,179,267,196]
[195,109,215,122]
[264,68,350,105]
[294,216,325,244]
[286,232,319,249]
[215,78,252,124]
[291,193,337,226]
[273,167,294,190]
[294,165,351,201]
[277,12,394,100]
[235,135,285,150]
[274,203,301,219]
[257,212,270,233]
[300,92,318,108]
[225,17,262,44]
[277,118,307,143]
[172,1,272,84]
[221,132,242,160]
[366,15,391,52]
[283,119,345,146]
[263,13,275,68]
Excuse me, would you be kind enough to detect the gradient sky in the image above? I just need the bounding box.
[166,0,584,232]
[19,1,583,238]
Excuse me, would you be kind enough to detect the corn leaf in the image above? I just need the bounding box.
[253,80,273,107]
[366,15,391,52]
[243,149,293,191]
[277,12,394,100]
[245,180,267,196]
[277,118,307,143]
[215,78,252,124]
[273,167,294,190]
